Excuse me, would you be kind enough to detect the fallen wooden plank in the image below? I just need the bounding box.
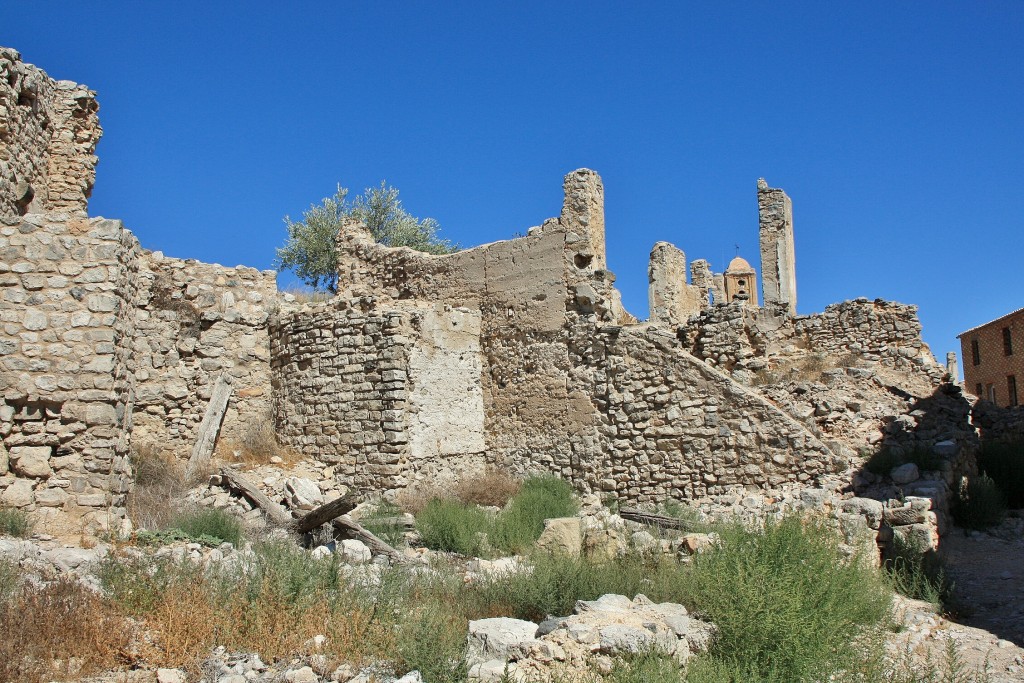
[218,467,294,528]
[293,492,357,534]
[332,514,407,564]
[186,375,233,480]
[619,507,690,530]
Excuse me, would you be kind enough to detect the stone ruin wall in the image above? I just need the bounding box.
[0,214,137,536]
[0,47,985,536]
[129,253,277,457]
[271,170,846,504]
[0,49,100,218]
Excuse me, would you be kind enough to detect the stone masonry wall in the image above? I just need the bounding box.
[0,214,136,537]
[129,253,277,457]
[0,48,101,219]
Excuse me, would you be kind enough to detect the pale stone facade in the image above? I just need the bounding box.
[757,178,797,315]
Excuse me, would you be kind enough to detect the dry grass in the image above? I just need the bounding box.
[279,285,334,304]
[396,467,522,515]
[126,443,189,531]
[0,577,136,682]
[215,413,301,468]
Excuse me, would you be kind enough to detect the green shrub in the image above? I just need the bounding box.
[953,473,1007,530]
[884,535,948,607]
[169,507,244,546]
[394,600,467,683]
[607,650,685,683]
[416,475,578,557]
[678,514,891,681]
[489,475,578,554]
[361,500,408,549]
[416,498,491,556]
[0,559,21,603]
[0,507,31,538]
[977,440,1024,508]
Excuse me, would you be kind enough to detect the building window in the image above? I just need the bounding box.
[1010,376,1019,407]
[987,384,996,403]
[976,383,983,397]
[972,338,981,366]
[1004,327,1014,356]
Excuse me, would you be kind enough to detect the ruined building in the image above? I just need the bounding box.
[0,47,1003,539]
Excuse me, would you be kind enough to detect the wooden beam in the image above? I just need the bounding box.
[218,467,294,528]
[293,492,357,534]
[186,375,233,480]
[332,515,407,564]
[618,507,691,531]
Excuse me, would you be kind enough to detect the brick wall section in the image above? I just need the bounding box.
[0,48,101,219]
[0,214,136,536]
[959,308,1024,408]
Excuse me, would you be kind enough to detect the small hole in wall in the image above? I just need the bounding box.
[574,254,593,269]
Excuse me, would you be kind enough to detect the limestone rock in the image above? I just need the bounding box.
[536,517,581,557]
[0,443,8,476]
[890,463,920,485]
[9,446,52,478]
[340,539,372,564]
[1,479,34,507]
[583,528,626,562]
[285,477,323,510]
[466,617,539,666]
[156,669,186,683]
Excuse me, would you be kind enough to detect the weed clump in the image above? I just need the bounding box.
[976,440,1024,508]
[679,514,892,681]
[168,508,244,546]
[415,475,577,557]
[0,506,31,537]
[127,444,188,531]
[953,473,1007,530]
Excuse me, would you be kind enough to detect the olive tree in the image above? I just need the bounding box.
[276,182,458,293]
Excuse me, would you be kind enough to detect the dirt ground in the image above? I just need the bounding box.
[892,514,1024,681]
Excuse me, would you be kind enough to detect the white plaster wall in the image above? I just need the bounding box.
[407,305,486,459]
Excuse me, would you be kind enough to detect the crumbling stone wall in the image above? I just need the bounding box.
[972,400,1024,443]
[272,170,846,502]
[0,214,136,537]
[271,300,486,490]
[648,242,702,326]
[757,178,797,315]
[0,48,101,219]
[129,253,277,456]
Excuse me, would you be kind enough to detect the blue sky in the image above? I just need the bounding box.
[5,2,1022,368]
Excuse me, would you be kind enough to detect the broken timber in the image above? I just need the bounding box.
[185,375,233,480]
[618,507,691,530]
[217,468,406,563]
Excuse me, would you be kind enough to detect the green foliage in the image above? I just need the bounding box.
[607,650,685,683]
[0,559,21,603]
[953,473,1007,529]
[169,507,244,546]
[415,475,578,557]
[490,475,578,554]
[276,182,458,293]
[678,514,892,681]
[0,507,31,538]
[416,498,492,556]
[361,500,408,549]
[977,440,1024,508]
[394,600,468,683]
[884,537,948,607]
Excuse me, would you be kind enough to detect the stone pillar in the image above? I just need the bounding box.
[648,242,701,325]
[757,178,797,315]
[946,352,959,382]
[690,259,714,310]
[560,168,606,271]
[712,273,726,308]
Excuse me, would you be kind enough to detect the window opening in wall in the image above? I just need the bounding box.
[1009,375,1019,407]
[972,338,981,366]
[976,383,983,397]
[1004,327,1013,356]
[987,384,996,403]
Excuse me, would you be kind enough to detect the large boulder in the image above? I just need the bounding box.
[9,446,52,478]
[466,617,539,666]
[536,517,581,557]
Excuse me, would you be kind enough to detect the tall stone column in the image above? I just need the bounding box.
[649,242,701,325]
[560,168,606,271]
[757,178,797,315]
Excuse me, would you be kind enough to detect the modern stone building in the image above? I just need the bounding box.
[959,308,1024,407]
